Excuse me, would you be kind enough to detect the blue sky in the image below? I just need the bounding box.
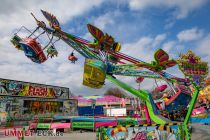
[64,1,210,41]
[0,0,209,96]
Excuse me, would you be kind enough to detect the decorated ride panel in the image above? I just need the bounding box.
[164,91,191,114]
[177,50,208,87]
[87,24,121,52]
[155,85,191,117]
[19,38,47,63]
[98,124,179,140]
[41,10,61,31]
[137,49,177,72]
[83,59,106,89]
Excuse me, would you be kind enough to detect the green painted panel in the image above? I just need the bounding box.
[37,123,51,129]
[72,122,94,129]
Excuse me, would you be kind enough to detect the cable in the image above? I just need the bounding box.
[42,32,53,51]
[28,27,40,38]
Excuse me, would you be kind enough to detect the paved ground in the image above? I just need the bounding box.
[0,131,96,140]
[1,124,210,140]
[191,124,210,140]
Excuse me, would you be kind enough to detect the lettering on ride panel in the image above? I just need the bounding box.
[131,132,148,140]
[27,86,48,97]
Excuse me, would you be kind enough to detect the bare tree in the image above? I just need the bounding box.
[104,87,130,98]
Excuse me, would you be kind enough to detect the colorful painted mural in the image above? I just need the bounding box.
[98,125,178,140]
[0,78,78,123]
[0,97,78,123]
[63,100,78,116]
[0,112,7,124]
[0,78,70,98]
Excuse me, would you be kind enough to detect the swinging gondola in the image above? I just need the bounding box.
[10,12,60,64]
[83,59,106,88]
[10,34,23,50]
[19,37,47,63]
[10,27,60,63]
[10,25,48,63]
[47,45,58,58]
[46,37,60,59]
[68,51,78,63]
[136,77,144,83]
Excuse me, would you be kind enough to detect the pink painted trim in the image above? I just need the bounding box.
[50,123,71,129]
[29,123,38,130]
[95,121,117,128]
[192,107,206,115]
[155,102,162,110]
[144,105,151,124]
[165,86,182,105]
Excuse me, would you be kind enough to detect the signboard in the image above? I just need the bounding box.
[72,122,94,129]
[37,123,51,129]
[117,119,137,126]
[177,50,208,87]
[105,108,127,116]
[0,78,70,99]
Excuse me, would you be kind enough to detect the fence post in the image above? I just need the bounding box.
[96,127,100,140]
[20,127,25,140]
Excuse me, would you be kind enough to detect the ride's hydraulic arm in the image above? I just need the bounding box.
[106,75,147,100]
[183,83,200,140]
[106,75,167,124]
[184,83,200,125]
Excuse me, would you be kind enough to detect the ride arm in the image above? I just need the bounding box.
[31,13,99,59]
[111,65,190,85]
[113,69,164,79]
[62,36,100,59]
[106,75,148,100]
[184,83,200,125]
[183,83,200,140]
[106,75,167,124]
[37,25,100,59]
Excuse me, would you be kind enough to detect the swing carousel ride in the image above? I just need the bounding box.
[11,10,209,140]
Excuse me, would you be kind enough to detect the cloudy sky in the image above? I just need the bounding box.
[0,0,209,96]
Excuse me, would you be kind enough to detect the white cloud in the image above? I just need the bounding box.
[81,12,117,41]
[0,0,208,96]
[164,19,176,29]
[162,41,176,53]
[122,37,153,62]
[152,33,167,47]
[117,75,160,92]
[128,0,208,19]
[93,13,115,30]
[119,34,186,91]
[197,34,210,62]
[122,33,167,62]
[82,32,94,41]
[177,27,203,42]
[0,0,104,36]
[0,0,105,96]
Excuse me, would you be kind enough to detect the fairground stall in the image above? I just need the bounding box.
[73,95,132,116]
[0,78,78,125]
